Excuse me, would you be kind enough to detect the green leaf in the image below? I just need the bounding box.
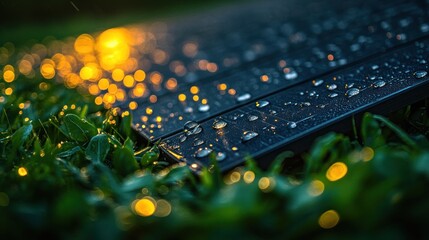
[141,145,160,166]
[57,146,82,158]
[120,111,132,138]
[361,113,385,147]
[11,122,33,149]
[85,134,110,163]
[62,114,97,142]
[112,146,138,176]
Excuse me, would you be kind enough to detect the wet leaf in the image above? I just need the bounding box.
[62,114,97,142]
[85,134,110,163]
[113,146,138,176]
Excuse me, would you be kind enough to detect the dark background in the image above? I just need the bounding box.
[0,0,237,44]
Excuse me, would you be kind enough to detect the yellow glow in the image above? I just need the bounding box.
[217,83,227,91]
[133,83,146,97]
[5,87,13,95]
[112,68,124,82]
[74,34,95,54]
[326,162,348,181]
[146,107,153,115]
[228,89,236,95]
[260,75,269,82]
[115,89,126,101]
[18,167,28,176]
[308,180,324,196]
[108,84,118,94]
[95,96,103,105]
[230,171,241,183]
[178,94,186,102]
[134,69,146,82]
[79,66,94,80]
[96,28,131,70]
[98,78,110,90]
[133,197,156,217]
[123,75,135,88]
[190,86,199,94]
[319,210,340,229]
[129,101,138,110]
[165,78,177,90]
[88,84,100,95]
[156,116,162,123]
[258,177,272,191]
[3,70,15,82]
[243,171,255,184]
[41,63,56,79]
[192,95,199,102]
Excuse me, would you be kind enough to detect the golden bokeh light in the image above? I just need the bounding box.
[133,197,156,217]
[319,210,340,229]
[18,167,28,176]
[326,162,348,181]
[96,28,131,70]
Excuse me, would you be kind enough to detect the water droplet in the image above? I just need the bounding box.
[327,84,337,90]
[329,93,339,98]
[284,71,298,80]
[236,93,251,102]
[184,121,198,130]
[346,83,355,88]
[198,104,210,112]
[184,121,202,135]
[193,138,204,146]
[371,65,379,70]
[179,134,187,142]
[212,119,227,130]
[256,100,270,108]
[345,88,360,98]
[195,147,213,158]
[414,70,427,79]
[184,107,193,113]
[312,79,324,87]
[242,131,259,142]
[287,121,297,129]
[215,152,226,161]
[248,115,259,121]
[372,80,386,88]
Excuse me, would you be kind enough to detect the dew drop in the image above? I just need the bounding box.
[284,71,298,80]
[327,84,337,90]
[179,134,187,143]
[256,100,270,108]
[312,79,324,87]
[248,115,259,121]
[329,93,339,98]
[193,138,204,146]
[236,93,251,102]
[184,121,202,135]
[215,152,227,161]
[212,119,228,130]
[371,65,379,70]
[414,70,428,79]
[184,121,198,130]
[372,80,386,88]
[241,131,259,142]
[345,88,360,98]
[198,104,210,112]
[195,147,213,158]
[287,121,297,129]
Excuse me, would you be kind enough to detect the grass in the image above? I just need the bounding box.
[1,58,429,239]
